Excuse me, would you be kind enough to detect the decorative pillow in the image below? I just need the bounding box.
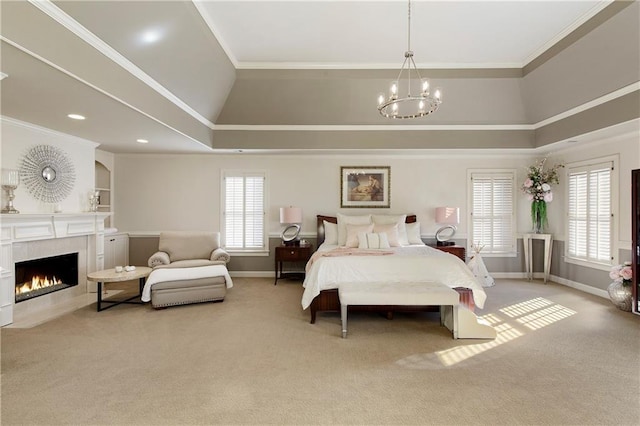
[372,223,400,247]
[405,222,425,245]
[358,232,391,249]
[323,220,338,245]
[337,213,372,246]
[345,223,374,248]
[372,214,408,246]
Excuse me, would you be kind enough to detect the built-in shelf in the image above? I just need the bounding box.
[95,161,111,228]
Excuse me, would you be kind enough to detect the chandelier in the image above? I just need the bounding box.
[377,0,442,119]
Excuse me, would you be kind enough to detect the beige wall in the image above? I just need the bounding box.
[0,117,97,214]
[115,152,539,238]
[115,127,640,293]
[547,131,640,251]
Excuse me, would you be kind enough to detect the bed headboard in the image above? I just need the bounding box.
[316,214,417,246]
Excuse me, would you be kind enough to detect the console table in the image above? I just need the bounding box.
[523,233,553,283]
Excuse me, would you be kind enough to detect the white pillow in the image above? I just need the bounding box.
[323,220,338,245]
[372,214,408,246]
[345,223,374,248]
[358,232,391,249]
[372,223,400,247]
[337,213,372,246]
[405,222,425,245]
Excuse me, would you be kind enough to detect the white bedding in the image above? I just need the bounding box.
[142,265,233,302]
[301,244,486,309]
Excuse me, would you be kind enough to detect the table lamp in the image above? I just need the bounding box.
[435,206,459,246]
[280,206,302,246]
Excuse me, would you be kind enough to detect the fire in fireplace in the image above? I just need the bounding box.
[15,253,79,303]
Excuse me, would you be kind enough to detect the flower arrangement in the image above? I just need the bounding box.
[610,262,633,287]
[521,158,564,232]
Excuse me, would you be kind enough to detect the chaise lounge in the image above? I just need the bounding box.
[143,231,233,308]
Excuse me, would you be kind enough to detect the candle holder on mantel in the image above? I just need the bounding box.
[89,190,100,212]
[1,169,20,214]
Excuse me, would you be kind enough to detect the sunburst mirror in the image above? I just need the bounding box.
[20,145,76,203]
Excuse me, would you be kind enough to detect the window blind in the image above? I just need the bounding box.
[223,172,265,250]
[470,172,515,254]
[567,162,612,264]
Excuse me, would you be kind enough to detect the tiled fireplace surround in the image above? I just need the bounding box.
[0,214,110,327]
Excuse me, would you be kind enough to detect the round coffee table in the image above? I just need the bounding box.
[87,267,152,312]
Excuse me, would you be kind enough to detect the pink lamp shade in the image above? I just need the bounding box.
[280,207,302,224]
[435,207,460,225]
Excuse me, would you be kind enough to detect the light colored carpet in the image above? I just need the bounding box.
[1,278,639,425]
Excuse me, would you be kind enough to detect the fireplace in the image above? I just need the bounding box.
[14,253,79,303]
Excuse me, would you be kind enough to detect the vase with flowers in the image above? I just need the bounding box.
[608,262,633,311]
[522,158,564,233]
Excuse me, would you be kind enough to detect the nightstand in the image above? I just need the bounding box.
[274,244,313,285]
[431,245,466,262]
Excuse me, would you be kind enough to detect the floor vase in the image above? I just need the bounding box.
[607,281,632,311]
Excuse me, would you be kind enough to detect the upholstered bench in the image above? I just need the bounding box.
[143,232,233,308]
[338,281,496,339]
[338,281,458,338]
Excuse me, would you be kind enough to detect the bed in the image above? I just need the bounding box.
[302,214,486,324]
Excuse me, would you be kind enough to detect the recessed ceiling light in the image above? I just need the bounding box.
[141,29,162,44]
[67,114,85,120]
[136,139,149,144]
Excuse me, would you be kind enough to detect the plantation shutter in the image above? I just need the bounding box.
[470,172,515,254]
[223,172,266,250]
[567,162,612,264]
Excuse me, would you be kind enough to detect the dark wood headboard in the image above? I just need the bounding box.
[316,214,417,246]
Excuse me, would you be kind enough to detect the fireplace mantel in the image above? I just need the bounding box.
[0,213,111,326]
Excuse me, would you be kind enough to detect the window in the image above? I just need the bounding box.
[469,171,516,255]
[222,171,266,252]
[566,160,613,266]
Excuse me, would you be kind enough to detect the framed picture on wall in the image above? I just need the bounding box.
[340,166,390,208]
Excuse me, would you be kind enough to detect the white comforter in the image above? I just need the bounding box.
[301,244,487,309]
[142,265,233,302]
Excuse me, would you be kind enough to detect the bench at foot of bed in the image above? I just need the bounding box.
[308,285,476,324]
[312,282,495,340]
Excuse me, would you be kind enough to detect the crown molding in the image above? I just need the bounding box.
[534,82,640,129]
[1,116,100,148]
[235,61,524,70]
[28,0,217,130]
[0,36,212,151]
[214,124,533,131]
[192,0,239,69]
[521,0,614,67]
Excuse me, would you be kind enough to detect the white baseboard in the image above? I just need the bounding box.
[491,272,527,279]
[473,272,609,299]
[227,270,610,299]
[229,271,273,278]
[549,274,609,299]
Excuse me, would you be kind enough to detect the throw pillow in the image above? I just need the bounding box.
[345,223,374,248]
[358,232,391,249]
[372,223,400,247]
[323,220,338,245]
[405,222,425,245]
[372,214,409,246]
[337,213,372,246]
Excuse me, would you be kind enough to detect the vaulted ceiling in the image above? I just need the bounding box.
[1,1,638,154]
